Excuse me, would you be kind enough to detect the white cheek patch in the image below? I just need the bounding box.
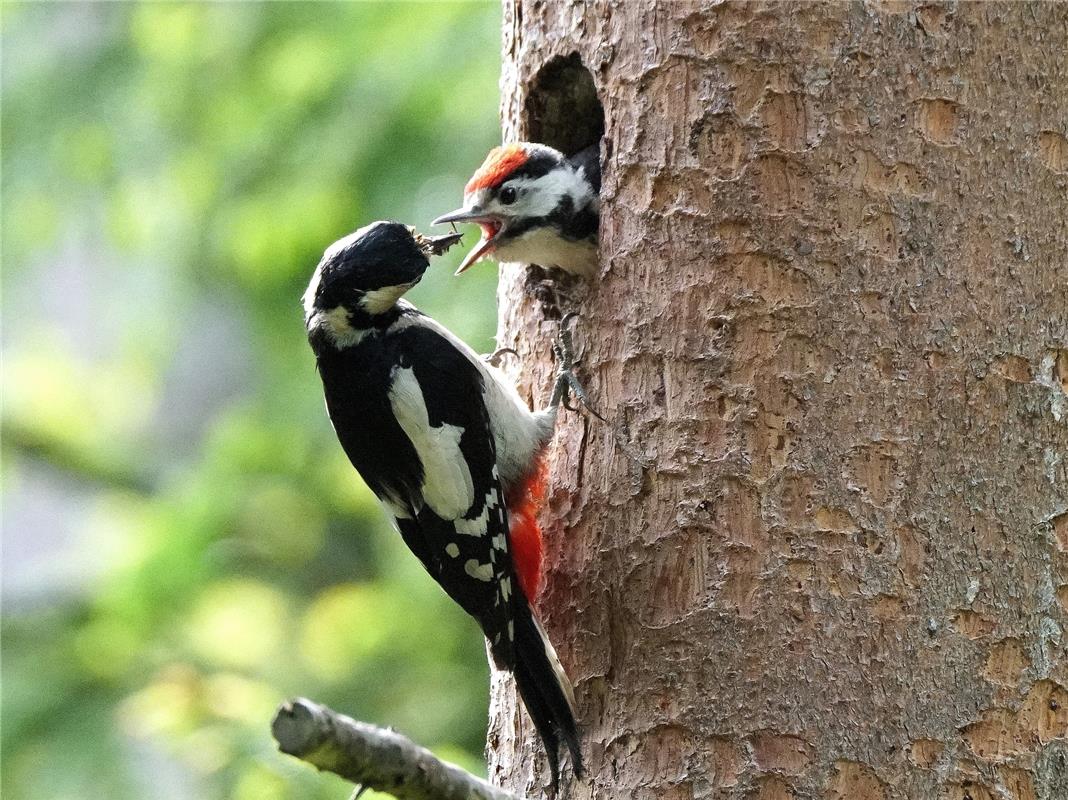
[505,167,594,218]
[309,305,371,348]
[388,366,475,520]
[362,282,416,315]
[318,305,369,346]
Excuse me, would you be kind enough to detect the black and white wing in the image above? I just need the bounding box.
[363,323,519,659]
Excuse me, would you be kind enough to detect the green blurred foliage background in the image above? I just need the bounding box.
[1,3,504,798]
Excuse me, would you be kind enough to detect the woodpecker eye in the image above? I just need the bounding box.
[499,186,517,205]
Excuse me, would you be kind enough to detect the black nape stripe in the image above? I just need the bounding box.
[501,195,597,245]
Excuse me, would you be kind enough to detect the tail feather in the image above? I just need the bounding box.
[510,602,583,786]
[513,655,563,784]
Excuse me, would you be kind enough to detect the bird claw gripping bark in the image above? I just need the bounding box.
[551,312,605,420]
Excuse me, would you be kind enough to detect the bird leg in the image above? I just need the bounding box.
[550,312,605,420]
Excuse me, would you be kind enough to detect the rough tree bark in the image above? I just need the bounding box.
[489,2,1068,799]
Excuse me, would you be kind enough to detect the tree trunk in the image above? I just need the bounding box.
[490,2,1068,799]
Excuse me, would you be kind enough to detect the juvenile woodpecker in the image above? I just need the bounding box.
[303,221,584,784]
[433,142,600,276]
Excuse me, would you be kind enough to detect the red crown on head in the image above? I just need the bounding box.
[464,143,528,194]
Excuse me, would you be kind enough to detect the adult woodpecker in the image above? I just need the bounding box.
[432,142,600,277]
[303,221,585,785]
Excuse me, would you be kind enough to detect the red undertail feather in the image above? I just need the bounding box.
[465,143,528,194]
[506,455,548,602]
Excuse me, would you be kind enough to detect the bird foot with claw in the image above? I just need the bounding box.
[551,312,605,420]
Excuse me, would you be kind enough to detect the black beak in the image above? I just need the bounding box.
[417,231,464,257]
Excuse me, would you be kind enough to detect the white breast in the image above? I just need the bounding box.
[494,228,598,276]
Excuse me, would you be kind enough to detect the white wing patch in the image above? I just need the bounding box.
[387,313,547,489]
[454,504,489,537]
[388,366,474,520]
[464,559,495,581]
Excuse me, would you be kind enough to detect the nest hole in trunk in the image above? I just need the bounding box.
[524,52,604,158]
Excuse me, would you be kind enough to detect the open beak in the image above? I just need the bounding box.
[431,206,504,275]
